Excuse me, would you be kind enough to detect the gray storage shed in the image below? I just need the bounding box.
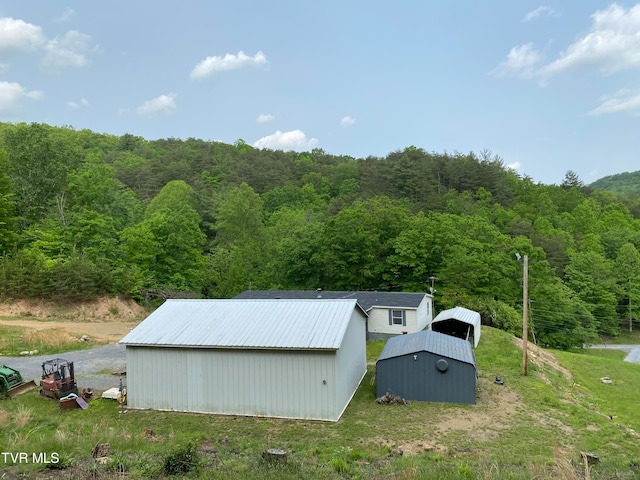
[376,329,477,404]
[120,299,368,422]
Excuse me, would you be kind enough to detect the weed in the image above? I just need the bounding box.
[163,439,201,475]
[0,408,9,428]
[46,452,73,470]
[13,404,33,428]
[329,457,351,474]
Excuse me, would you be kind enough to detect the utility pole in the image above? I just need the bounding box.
[522,255,529,376]
[630,278,633,333]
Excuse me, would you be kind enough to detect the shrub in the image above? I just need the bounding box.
[162,440,200,475]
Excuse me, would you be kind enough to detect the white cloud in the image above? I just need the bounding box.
[522,6,558,22]
[68,97,89,109]
[498,4,640,83]
[540,3,640,76]
[0,81,43,111]
[136,94,177,116]
[54,8,76,23]
[42,30,93,70]
[340,115,356,127]
[253,130,319,151]
[0,17,45,58]
[506,161,521,172]
[256,113,275,123]
[190,50,267,80]
[492,43,543,79]
[589,89,640,116]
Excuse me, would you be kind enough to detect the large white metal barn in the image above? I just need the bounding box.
[119,299,368,421]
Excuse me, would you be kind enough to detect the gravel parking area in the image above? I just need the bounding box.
[1,343,127,392]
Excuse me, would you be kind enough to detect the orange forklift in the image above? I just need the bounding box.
[40,358,78,399]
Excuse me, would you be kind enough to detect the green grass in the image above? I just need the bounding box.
[600,324,640,344]
[0,324,100,356]
[1,327,640,479]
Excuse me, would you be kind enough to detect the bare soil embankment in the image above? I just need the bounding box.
[0,297,147,343]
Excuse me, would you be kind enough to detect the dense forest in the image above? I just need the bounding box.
[591,170,640,197]
[1,122,640,350]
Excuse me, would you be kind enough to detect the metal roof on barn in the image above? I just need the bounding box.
[377,329,476,366]
[120,299,367,350]
[235,290,428,311]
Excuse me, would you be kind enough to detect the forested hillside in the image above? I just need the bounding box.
[2,122,640,350]
[590,170,640,197]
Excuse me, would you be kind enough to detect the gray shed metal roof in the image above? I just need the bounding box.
[377,330,476,366]
[235,290,429,311]
[120,299,366,350]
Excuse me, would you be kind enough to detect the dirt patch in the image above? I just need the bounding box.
[429,378,523,442]
[0,319,139,343]
[0,297,147,343]
[371,378,525,455]
[0,297,147,321]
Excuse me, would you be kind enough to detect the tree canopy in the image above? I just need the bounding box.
[1,122,639,348]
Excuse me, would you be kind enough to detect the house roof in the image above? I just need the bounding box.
[376,329,476,366]
[120,299,367,350]
[234,290,429,311]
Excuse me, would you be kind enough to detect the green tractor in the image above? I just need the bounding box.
[0,364,38,399]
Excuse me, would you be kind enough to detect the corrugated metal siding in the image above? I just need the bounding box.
[376,351,476,404]
[120,299,361,350]
[334,308,367,418]
[377,330,476,366]
[126,346,341,420]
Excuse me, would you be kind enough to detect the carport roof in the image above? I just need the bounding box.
[120,299,367,350]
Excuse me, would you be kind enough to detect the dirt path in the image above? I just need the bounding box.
[0,318,138,343]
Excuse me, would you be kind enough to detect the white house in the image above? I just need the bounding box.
[235,290,433,340]
[119,299,368,422]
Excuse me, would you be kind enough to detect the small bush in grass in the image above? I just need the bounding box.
[45,452,73,470]
[163,439,200,475]
[13,404,33,428]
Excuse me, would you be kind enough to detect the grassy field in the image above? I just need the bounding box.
[0,324,100,357]
[601,325,640,345]
[1,327,639,479]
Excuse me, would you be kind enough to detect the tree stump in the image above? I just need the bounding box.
[262,448,288,465]
[92,443,110,459]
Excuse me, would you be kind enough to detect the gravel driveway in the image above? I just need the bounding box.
[0,343,126,392]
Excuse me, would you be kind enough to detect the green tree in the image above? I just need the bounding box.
[614,242,640,332]
[313,197,411,290]
[2,123,83,226]
[564,234,619,335]
[120,180,205,292]
[203,183,266,296]
[0,150,18,252]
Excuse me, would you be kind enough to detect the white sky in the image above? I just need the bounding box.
[1,1,639,185]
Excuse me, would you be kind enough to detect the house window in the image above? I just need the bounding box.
[390,309,405,326]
